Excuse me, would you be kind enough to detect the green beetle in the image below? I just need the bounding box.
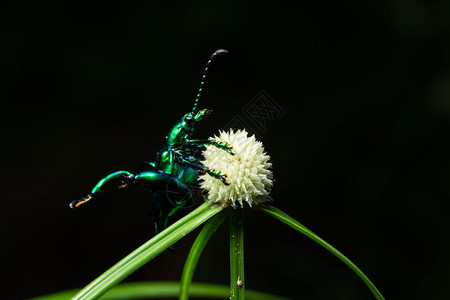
[70,49,233,233]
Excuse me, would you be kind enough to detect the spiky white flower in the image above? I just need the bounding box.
[199,129,273,207]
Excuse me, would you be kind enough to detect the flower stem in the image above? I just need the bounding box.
[71,202,222,300]
[230,207,245,300]
[179,210,228,300]
[255,205,385,300]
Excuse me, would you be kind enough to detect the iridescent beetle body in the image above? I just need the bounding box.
[70,49,233,233]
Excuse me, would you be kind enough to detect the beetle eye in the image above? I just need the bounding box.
[185,115,193,122]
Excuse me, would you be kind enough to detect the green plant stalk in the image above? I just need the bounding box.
[73,202,212,299]
[179,210,228,300]
[31,282,292,300]
[230,207,245,300]
[72,202,223,300]
[256,205,385,300]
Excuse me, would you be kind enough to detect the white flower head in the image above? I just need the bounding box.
[199,129,273,207]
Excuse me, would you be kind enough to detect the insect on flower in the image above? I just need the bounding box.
[200,129,273,207]
[70,49,234,233]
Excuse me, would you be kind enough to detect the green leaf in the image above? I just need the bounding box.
[30,281,291,300]
[179,210,228,300]
[230,207,245,300]
[71,202,223,300]
[255,205,385,300]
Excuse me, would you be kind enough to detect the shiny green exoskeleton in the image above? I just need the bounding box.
[70,49,234,233]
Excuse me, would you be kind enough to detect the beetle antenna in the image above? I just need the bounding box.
[192,49,228,113]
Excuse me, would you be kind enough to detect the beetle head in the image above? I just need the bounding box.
[184,108,211,124]
[181,109,211,133]
[193,108,212,122]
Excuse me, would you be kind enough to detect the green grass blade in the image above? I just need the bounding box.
[30,281,292,300]
[255,205,385,300]
[230,208,245,300]
[72,202,212,299]
[179,210,228,300]
[71,202,223,300]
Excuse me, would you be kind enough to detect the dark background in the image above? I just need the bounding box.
[2,1,450,299]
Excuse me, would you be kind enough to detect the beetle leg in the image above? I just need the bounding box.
[70,171,134,209]
[133,169,190,197]
[173,152,230,185]
[205,167,230,185]
[185,139,234,155]
[118,182,129,189]
[208,138,234,155]
[70,194,93,208]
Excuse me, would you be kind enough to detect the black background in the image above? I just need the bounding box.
[2,1,450,299]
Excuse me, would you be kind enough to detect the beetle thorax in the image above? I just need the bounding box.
[165,120,193,147]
